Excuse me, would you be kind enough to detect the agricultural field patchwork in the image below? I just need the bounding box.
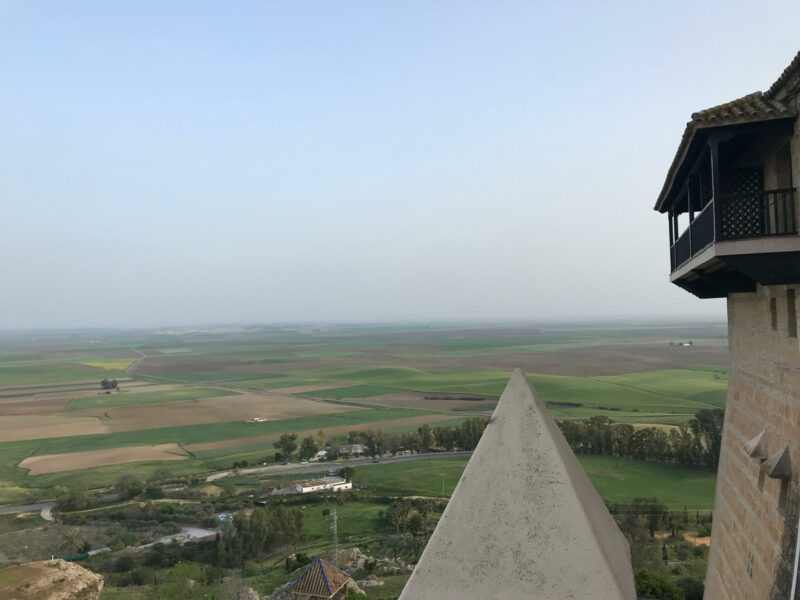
[0,322,728,505]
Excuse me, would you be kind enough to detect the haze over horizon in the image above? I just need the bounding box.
[2,2,797,329]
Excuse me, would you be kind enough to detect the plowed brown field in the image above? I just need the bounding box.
[19,443,191,475]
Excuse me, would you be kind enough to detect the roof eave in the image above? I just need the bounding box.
[654,112,797,213]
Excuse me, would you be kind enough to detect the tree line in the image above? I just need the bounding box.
[272,418,491,462]
[557,409,724,469]
[271,408,722,471]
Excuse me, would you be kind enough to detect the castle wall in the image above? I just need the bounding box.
[705,285,800,599]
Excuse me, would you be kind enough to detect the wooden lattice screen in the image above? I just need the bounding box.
[720,168,765,239]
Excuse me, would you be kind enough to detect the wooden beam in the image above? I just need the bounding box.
[710,140,722,240]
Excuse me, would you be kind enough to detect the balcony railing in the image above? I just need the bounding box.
[718,188,798,240]
[671,188,798,271]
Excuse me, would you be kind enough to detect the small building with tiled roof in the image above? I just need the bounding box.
[290,557,352,600]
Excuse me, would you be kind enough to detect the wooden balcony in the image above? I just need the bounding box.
[669,188,800,298]
[671,188,798,271]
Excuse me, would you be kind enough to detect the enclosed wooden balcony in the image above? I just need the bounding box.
[671,188,798,270]
[655,95,800,298]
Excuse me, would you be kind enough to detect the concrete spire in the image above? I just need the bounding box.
[398,369,636,600]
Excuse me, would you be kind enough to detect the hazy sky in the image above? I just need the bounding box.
[2,2,798,328]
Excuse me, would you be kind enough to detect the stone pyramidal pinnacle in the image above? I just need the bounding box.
[399,368,637,600]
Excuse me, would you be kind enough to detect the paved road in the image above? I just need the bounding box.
[205,451,474,483]
[0,502,56,516]
[138,527,218,549]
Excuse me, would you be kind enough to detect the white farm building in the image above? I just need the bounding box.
[295,476,352,494]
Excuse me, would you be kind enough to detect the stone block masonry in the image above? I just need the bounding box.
[705,284,800,600]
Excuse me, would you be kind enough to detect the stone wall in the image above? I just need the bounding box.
[705,284,800,599]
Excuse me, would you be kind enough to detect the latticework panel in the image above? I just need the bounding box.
[720,194,765,239]
[722,168,763,194]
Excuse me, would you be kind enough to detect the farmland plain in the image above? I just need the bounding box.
[0,322,728,506]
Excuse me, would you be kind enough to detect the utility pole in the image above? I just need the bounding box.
[331,507,338,568]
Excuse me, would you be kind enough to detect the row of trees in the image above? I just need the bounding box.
[272,418,490,462]
[338,418,489,455]
[216,505,302,568]
[273,408,721,471]
[558,409,724,469]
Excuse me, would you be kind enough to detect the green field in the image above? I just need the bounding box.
[301,384,406,399]
[0,365,129,387]
[66,387,240,411]
[292,366,728,423]
[0,323,728,505]
[293,367,515,397]
[399,334,617,357]
[0,407,430,498]
[352,455,717,509]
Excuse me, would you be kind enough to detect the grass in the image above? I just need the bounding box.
[299,501,389,544]
[0,366,129,387]
[302,384,406,399]
[0,407,430,500]
[293,366,514,397]
[0,513,45,534]
[352,458,468,497]
[579,455,717,509]
[66,387,240,411]
[365,574,411,599]
[351,455,717,509]
[140,370,272,383]
[530,369,728,418]
[399,334,617,357]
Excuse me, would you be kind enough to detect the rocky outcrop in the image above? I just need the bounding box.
[0,559,104,600]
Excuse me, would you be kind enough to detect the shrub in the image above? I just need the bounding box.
[635,569,684,600]
[676,577,704,600]
[113,554,136,573]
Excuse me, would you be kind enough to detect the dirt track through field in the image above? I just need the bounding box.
[19,443,191,475]
[186,414,459,452]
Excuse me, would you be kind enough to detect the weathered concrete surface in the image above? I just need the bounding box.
[399,369,636,600]
[0,559,104,600]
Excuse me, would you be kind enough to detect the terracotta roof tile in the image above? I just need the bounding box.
[766,49,800,98]
[655,87,797,212]
[290,557,350,597]
[690,92,791,125]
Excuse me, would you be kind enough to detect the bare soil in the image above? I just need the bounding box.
[0,415,109,442]
[100,392,358,433]
[19,443,191,475]
[0,399,68,416]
